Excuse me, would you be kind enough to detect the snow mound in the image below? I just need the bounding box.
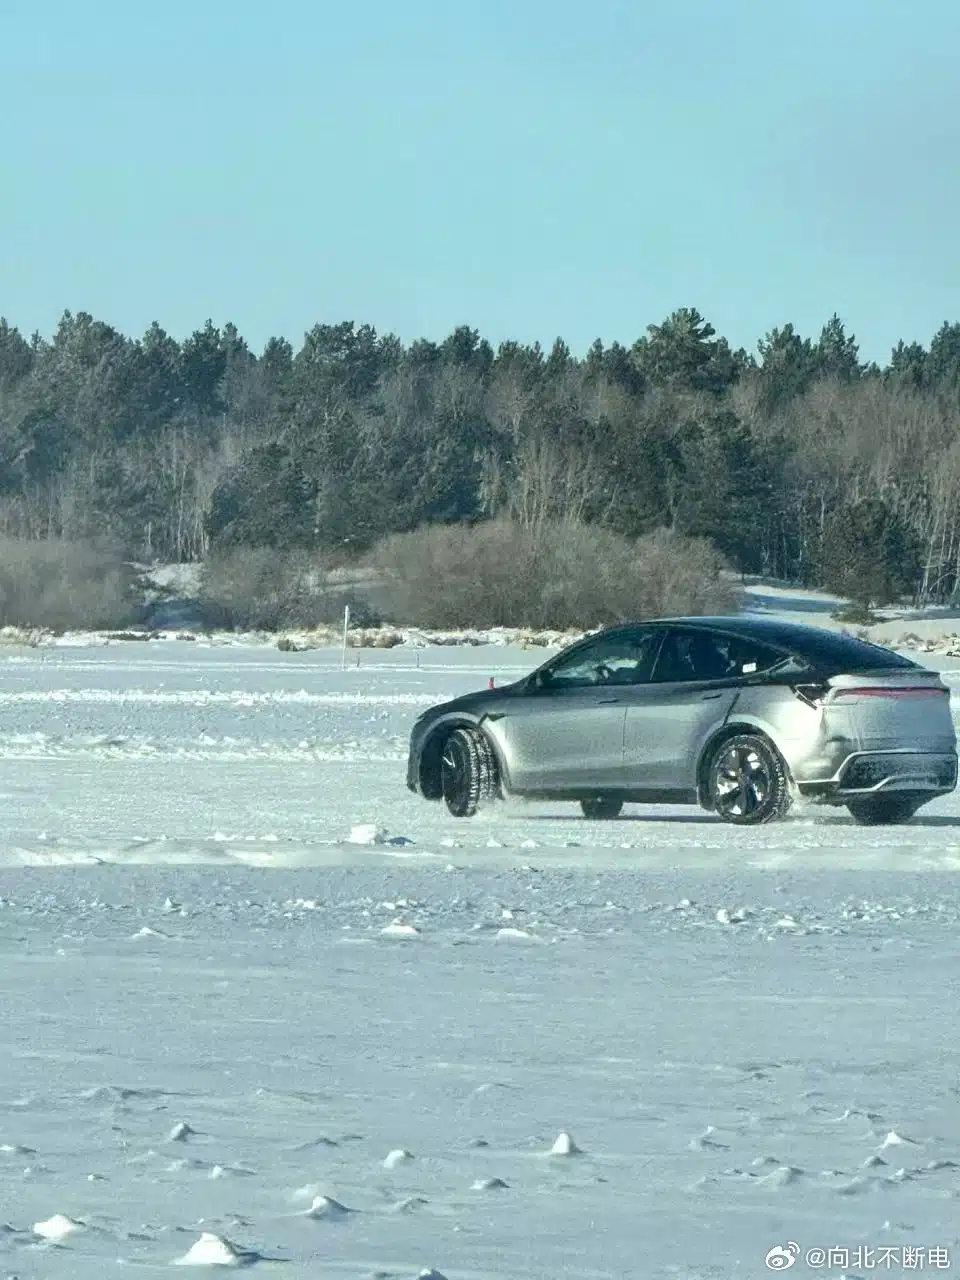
[132,925,169,939]
[33,1212,84,1240]
[167,1122,197,1142]
[758,1164,804,1187]
[305,1195,351,1219]
[689,1126,728,1151]
[383,1147,414,1169]
[380,921,421,939]
[418,1271,449,1280]
[209,1164,255,1179]
[472,1176,509,1191]
[348,823,388,846]
[715,906,752,924]
[390,1196,429,1214]
[173,1231,249,1266]
[880,1130,919,1149]
[549,1131,582,1156]
[282,625,406,651]
[835,1176,873,1196]
[496,926,540,942]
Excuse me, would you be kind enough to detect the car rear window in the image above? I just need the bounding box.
[779,628,918,673]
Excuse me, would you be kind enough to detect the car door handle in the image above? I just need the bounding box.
[595,696,621,704]
[701,691,724,700]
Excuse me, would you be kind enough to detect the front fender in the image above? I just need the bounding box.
[412,713,510,798]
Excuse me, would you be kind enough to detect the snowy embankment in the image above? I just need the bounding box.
[7,577,960,655]
[0,621,586,652]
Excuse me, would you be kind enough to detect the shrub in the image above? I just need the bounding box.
[833,601,878,626]
[370,518,740,630]
[198,548,381,631]
[0,538,137,631]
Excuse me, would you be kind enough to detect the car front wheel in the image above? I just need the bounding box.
[707,734,791,825]
[440,727,496,817]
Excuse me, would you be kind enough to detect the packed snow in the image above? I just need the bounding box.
[0,610,959,1277]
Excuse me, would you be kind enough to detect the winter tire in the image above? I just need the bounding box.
[707,733,791,825]
[440,727,497,817]
[580,797,624,820]
[846,795,921,826]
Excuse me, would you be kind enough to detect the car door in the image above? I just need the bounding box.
[621,628,743,790]
[489,628,663,793]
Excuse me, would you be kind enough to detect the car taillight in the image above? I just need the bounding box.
[793,683,829,708]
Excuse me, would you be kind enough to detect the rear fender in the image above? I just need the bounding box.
[695,718,793,809]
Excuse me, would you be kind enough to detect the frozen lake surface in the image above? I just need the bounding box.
[1,642,959,1277]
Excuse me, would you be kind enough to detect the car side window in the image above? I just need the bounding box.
[540,629,662,689]
[651,630,788,684]
[723,636,791,676]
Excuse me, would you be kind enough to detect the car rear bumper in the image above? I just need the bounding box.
[797,750,958,800]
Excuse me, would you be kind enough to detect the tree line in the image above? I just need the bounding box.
[2,306,960,607]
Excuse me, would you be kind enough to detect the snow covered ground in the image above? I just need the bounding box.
[1,641,960,1277]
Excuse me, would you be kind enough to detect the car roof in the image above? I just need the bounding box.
[601,615,919,669]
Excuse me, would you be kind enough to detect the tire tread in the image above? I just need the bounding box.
[442,726,498,817]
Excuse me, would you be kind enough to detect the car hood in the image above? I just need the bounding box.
[419,679,526,721]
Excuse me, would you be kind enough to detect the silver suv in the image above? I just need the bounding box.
[406,617,958,825]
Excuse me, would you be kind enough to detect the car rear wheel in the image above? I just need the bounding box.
[846,795,921,826]
[707,734,791,825]
[440,727,496,817]
[580,797,623,820]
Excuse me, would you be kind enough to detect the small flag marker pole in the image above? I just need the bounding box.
[341,604,350,671]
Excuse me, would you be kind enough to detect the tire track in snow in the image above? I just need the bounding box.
[0,689,444,707]
[0,736,408,762]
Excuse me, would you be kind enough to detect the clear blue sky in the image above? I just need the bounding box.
[3,0,958,363]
